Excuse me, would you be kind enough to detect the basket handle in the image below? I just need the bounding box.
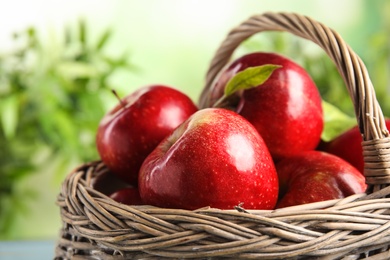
[199,12,390,188]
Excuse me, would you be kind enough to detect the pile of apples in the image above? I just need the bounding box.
[92,52,369,210]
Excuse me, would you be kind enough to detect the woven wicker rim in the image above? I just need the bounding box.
[56,12,390,259]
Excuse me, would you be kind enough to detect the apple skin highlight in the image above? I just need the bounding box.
[275,151,367,208]
[139,108,279,210]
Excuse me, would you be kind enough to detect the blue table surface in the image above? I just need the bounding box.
[0,240,55,260]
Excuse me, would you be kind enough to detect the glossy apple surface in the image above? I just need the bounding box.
[201,52,323,161]
[96,85,198,185]
[109,187,143,205]
[276,151,367,208]
[321,119,390,174]
[139,108,279,210]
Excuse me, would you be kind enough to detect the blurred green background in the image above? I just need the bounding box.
[1,0,389,240]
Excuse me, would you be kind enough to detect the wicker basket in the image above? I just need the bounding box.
[55,12,390,259]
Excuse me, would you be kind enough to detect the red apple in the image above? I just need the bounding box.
[96,85,198,185]
[138,108,279,210]
[109,187,143,205]
[200,52,323,161]
[321,119,390,175]
[275,151,367,208]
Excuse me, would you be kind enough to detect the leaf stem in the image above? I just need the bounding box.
[212,94,228,108]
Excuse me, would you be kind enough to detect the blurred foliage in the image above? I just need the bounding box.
[0,20,134,239]
[362,1,390,117]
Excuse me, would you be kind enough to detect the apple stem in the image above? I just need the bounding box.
[112,89,126,108]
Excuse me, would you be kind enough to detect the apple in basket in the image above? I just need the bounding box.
[109,187,143,205]
[321,119,390,174]
[275,150,367,208]
[200,52,323,161]
[138,108,279,210]
[96,85,198,185]
[91,169,131,196]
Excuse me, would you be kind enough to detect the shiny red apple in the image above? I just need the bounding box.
[276,151,367,208]
[321,119,390,175]
[138,108,279,210]
[96,85,198,185]
[200,52,323,161]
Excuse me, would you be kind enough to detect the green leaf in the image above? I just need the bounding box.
[56,61,98,79]
[224,64,281,97]
[78,18,87,47]
[322,100,357,142]
[1,94,18,139]
[96,29,112,51]
[64,25,72,46]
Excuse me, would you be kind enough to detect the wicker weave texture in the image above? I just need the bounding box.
[56,12,390,259]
